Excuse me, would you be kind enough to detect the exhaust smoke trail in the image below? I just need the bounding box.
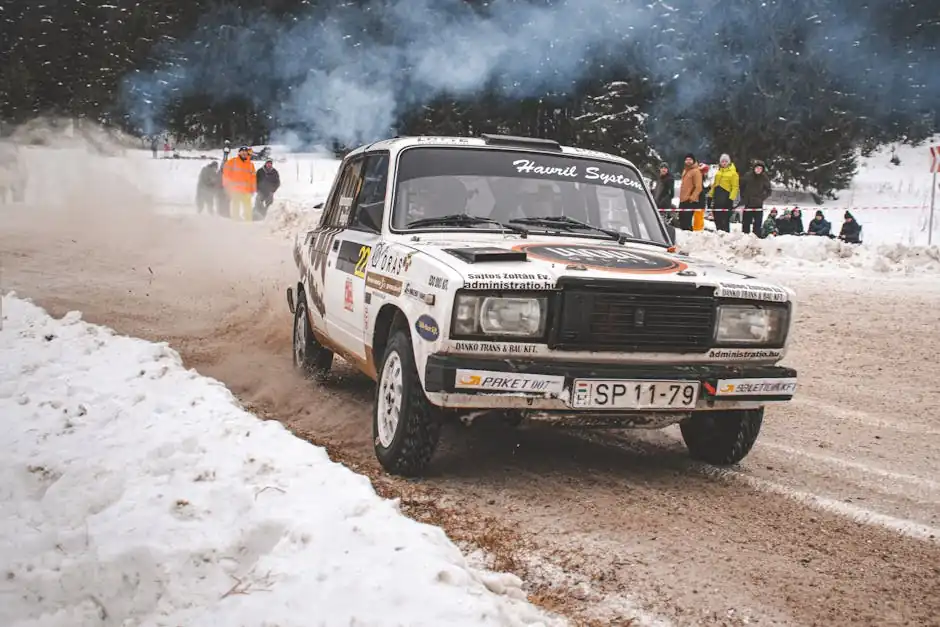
[120,0,938,154]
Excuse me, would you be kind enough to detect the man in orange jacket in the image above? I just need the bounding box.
[222,145,257,221]
[677,153,703,231]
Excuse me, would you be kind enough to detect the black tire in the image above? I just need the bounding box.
[679,408,764,466]
[373,328,442,476]
[292,290,333,381]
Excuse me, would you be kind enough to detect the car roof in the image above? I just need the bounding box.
[345,134,636,169]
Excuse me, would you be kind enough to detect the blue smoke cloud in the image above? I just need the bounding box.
[120,0,938,151]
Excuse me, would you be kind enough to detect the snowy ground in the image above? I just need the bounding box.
[0,294,560,627]
[3,137,940,625]
[803,139,940,246]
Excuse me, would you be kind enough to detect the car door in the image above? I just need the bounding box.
[323,152,390,360]
[301,158,363,335]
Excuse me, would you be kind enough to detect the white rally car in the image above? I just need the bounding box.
[287,134,797,476]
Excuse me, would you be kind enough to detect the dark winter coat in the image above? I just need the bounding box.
[256,167,281,197]
[789,209,805,234]
[839,213,862,243]
[807,216,831,236]
[197,163,220,190]
[654,173,675,208]
[776,214,794,235]
[740,169,772,209]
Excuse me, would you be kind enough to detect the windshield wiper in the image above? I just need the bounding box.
[509,215,670,248]
[406,214,528,237]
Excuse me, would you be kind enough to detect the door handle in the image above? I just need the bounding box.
[332,240,340,251]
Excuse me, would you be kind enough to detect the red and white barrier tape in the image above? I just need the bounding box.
[658,205,928,212]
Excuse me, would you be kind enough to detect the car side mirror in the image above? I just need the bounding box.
[313,202,324,210]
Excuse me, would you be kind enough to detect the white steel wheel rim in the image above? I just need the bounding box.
[293,308,306,366]
[377,352,404,449]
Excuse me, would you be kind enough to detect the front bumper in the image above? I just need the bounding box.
[424,354,797,416]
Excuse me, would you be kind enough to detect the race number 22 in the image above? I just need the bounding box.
[355,245,371,278]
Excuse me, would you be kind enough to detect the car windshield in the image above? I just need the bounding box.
[391,146,668,245]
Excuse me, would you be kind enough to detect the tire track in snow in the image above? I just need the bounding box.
[760,441,940,494]
[790,396,940,436]
[698,466,940,546]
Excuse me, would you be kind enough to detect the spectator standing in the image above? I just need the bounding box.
[762,208,780,237]
[677,153,703,231]
[196,160,220,215]
[708,153,739,233]
[222,145,257,221]
[839,211,862,243]
[807,210,832,236]
[739,160,772,237]
[254,158,281,219]
[150,136,159,158]
[654,162,675,212]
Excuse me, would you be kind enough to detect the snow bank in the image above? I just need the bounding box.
[0,294,560,627]
[677,230,940,277]
[266,200,324,238]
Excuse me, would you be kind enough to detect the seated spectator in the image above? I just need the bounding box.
[776,209,795,235]
[807,210,832,236]
[839,211,862,244]
[762,208,780,237]
[790,207,805,234]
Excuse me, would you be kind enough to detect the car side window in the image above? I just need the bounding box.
[349,152,389,233]
[321,158,364,229]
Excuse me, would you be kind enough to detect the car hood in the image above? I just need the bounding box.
[402,235,793,300]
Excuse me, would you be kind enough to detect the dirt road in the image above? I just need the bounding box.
[3,197,939,626]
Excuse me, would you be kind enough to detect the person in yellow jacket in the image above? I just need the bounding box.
[222,145,257,221]
[707,153,739,232]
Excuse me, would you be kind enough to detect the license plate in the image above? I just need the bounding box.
[571,379,699,409]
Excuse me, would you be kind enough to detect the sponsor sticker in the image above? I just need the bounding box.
[344,277,354,312]
[452,341,543,355]
[414,136,474,145]
[706,348,783,360]
[428,275,450,290]
[365,272,403,297]
[715,282,789,302]
[403,282,435,305]
[567,147,628,162]
[513,243,687,274]
[714,378,797,396]
[414,314,440,341]
[512,159,646,192]
[455,369,565,395]
[464,270,554,290]
[369,242,411,275]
